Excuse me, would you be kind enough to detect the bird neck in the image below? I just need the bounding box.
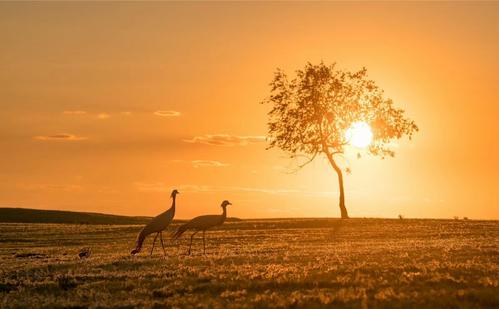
[170,195,176,211]
[221,206,227,219]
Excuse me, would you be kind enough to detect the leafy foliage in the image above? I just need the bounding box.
[263,62,418,161]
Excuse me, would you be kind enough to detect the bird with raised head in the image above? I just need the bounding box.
[130,189,179,256]
[172,200,232,255]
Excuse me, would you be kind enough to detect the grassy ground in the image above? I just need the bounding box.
[0,219,497,308]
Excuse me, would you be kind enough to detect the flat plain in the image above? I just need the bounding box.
[0,219,498,308]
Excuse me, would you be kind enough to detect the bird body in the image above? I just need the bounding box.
[140,207,175,235]
[177,214,225,233]
[173,200,231,254]
[131,189,179,255]
[78,247,91,259]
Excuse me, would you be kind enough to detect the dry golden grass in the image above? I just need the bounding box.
[0,219,498,308]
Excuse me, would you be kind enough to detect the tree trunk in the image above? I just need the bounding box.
[326,153,349,219]
[336,168,349,219]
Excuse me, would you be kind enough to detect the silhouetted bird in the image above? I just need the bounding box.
[78,247,91,259]
[131,189,179,256]
[172,200,231,255]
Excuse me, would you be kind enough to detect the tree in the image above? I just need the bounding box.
[262,62,418,218]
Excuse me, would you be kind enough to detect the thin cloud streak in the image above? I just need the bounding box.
[192,160,229,168]
[97,113,111,119]
[154,110,181,117]
[171,160,230,168]
[33,134,87,141]
[184,134,266,146]
[63,110,87,115]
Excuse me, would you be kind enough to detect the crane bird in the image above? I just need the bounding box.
[130,189,179,256]
[172,200,232,255]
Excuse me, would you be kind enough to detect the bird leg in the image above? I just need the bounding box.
[159,232,166,256]
[203,231,206,255]
[150,233,159,256]
[188,231,198,255]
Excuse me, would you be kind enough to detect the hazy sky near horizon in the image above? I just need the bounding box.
[1,2,498,219]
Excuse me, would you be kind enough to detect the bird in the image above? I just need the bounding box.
[172,200,232,255]
[78,247,91,259]
[130,189,179,256]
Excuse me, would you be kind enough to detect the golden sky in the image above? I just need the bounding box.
[1,2,498,219]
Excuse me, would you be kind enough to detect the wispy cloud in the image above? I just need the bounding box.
[63,110,87,115]
[184,134,266,146]
[192,160,230,168]
[33,133,87,141]
[171,159,230,168]
[154,110,181,117]
[63,111,115,119]
[97,113,111,119]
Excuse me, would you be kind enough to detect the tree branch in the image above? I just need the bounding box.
[296,150,319,169]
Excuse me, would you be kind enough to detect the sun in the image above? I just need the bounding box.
[345,121,373,148]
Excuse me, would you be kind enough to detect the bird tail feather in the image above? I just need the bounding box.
[130,229,146,255]
[171,223,189,240]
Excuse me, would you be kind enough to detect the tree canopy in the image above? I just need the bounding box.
[264,62,418,161]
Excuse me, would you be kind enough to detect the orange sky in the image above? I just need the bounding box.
[1,2,498,219]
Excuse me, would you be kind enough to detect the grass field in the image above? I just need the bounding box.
[0,219,498,308]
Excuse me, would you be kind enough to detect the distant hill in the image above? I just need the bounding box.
[0,208,243,225]
[0,208,152,225]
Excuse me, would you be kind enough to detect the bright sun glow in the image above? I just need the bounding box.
[345,121,373,148]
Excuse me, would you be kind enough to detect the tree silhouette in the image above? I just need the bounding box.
[262,62,418,218]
